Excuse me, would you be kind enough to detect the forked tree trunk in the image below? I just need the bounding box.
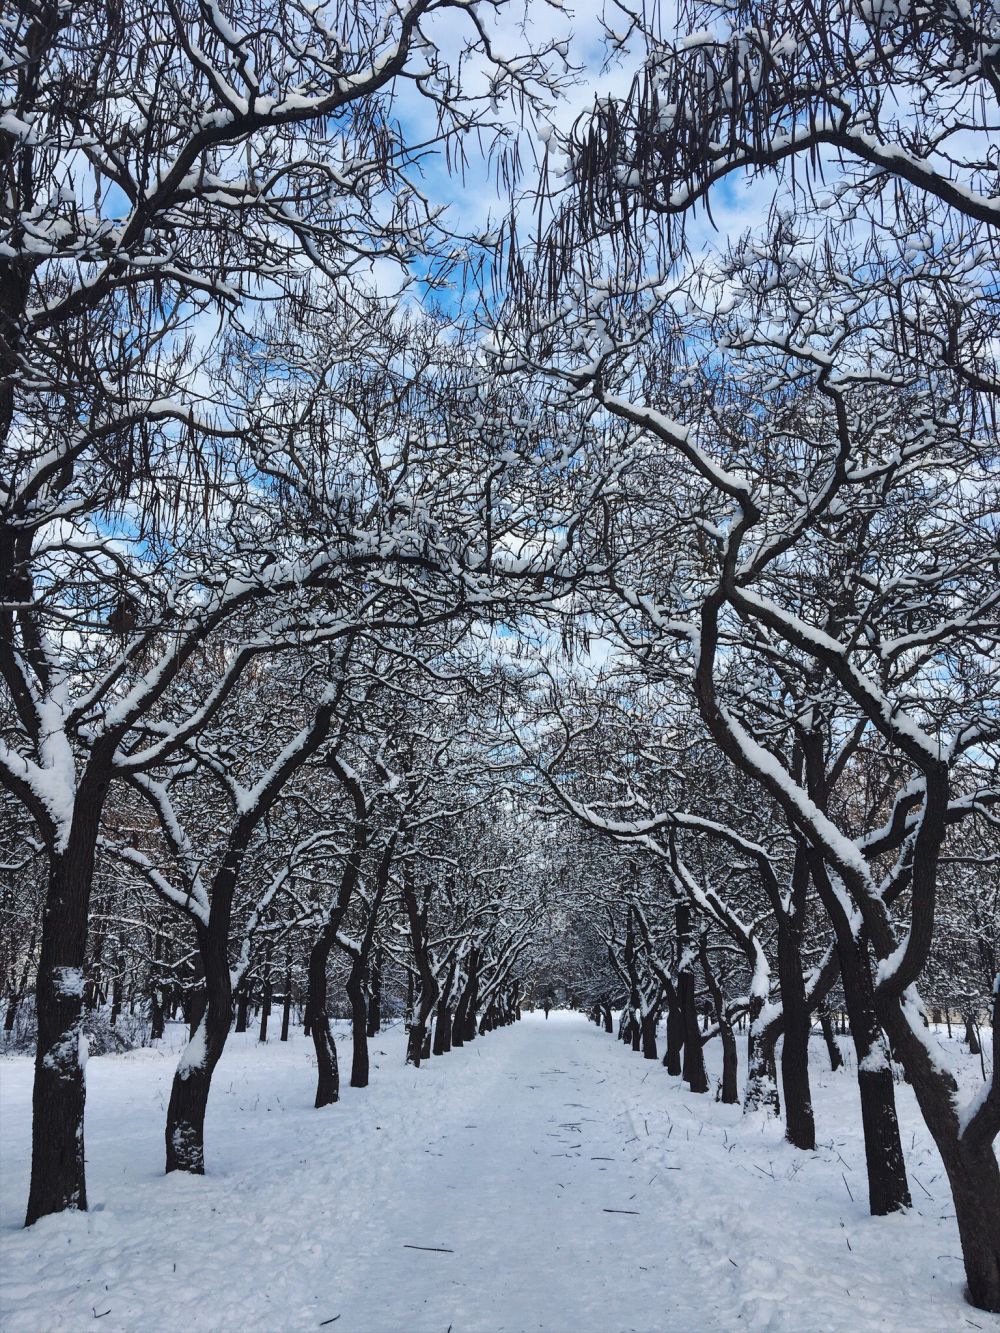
[433,958,457,1056]
[406,981,439,1067]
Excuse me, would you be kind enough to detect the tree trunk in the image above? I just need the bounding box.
[679,969,708,1092]
[164,925,232,1175]
[280,955,292,1042]
[964,1013,981,1056]
[744,996,781,1116]
[149,926,165,1041]
[462,951,479,1042]
[880,997,1000,1312]
[258,945,272,1043]
[307,932,339,1108]
[234,985,250,1034]
[811,858,911,1216]
[366,947,382,1036]
[698,938,739,1105]
[835,933,910,1215]
[346,955,369,1088]
[719,1023,739,1104]
[433,1000,452,1055]
[819,1004,842,1071]
[407,979,439,1067]
[452,989,468,1049]
[433,958,456,1056]
[640,1009,658,1059]
[663,984,683,1074]
[776,918,815,1150]
[26,793,108,1227]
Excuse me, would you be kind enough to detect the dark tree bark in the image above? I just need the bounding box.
[26,778,109,1226]
[879,985,1000,1312]
[699,936,738,1105]
[640,1008,658,1060]
[676,905,708,1094]
[964,1013,981,1056]
[258,944,272,1043]
[346,955,369,1087]
[433,956,457,1056]
[165,919,232,1174]
[630,1010,641,1052]
[662,981,684,1074]
[308,928,341,1107]
[811,858,910,1215]
[367,947,383,1036]
[280,954,292,1042]
[818,1003,842,1071]
[403,874,440,1069]
[149,925,165,1041]
[338,835,394,1087]
[745,995,781,1116]
[452,952,476,1049]
[776,916,815,1149]
[234,984,250,1034]
[771,846,816,1148]
[462,949,480,1042]
[679,966,708,1092]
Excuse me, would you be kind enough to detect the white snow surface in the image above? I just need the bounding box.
[1,1013,996,1332]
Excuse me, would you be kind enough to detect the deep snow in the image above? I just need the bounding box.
[1,1012,997,1332]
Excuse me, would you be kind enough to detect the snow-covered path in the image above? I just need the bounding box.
[0,1012,991,1332]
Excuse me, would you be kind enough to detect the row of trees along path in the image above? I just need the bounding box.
[1,0,998,1318]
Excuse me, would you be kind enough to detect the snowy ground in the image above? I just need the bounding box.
[1,1012,997,1333]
